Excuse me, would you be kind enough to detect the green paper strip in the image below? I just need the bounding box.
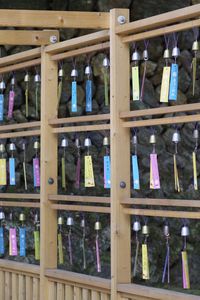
[25,84,29,117]
[61,156,66,190]
[34,230,40,260]
[103,70,109,106]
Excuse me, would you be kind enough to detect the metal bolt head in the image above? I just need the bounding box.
[50,35,58,44]
[120,181,126,189]
[117,15,126,25]
[48,177,54,185]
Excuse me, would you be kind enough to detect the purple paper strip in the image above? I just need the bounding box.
[96,236,101,273]
[150,153,160,189]
[182,255,187,288]
[33,158,40,187]
[9,228,18,256]
[8,91,15,119]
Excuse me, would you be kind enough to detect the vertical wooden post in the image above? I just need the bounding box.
[40,47,58,300]
[110,8,131,300]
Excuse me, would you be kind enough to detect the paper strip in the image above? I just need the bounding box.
[193,151,198,190]
[19,227,26,257]
[75,156,81,189]
[182,251,190,289]
[0,227,4,255]
[33,158,40,187]
[103,70,109,106]
[9,227,18,256]
[58,233,64,264]
[9,158,16,186]
[0,159,6,186]
[132,66,140,101]
[8,90,15,119]
[34,230,40,260]
[61,157,66,190]
[132,155,140,190]
[0,94,4,121]
[150,153,160,189]
[84,155,95,187]
[142,244,149,280]
[104,155,111,189]
[71,81,77,112]
[96,235,101,273]
[86,79,92,112]
[169,63,178,101]
[160,66,170,103]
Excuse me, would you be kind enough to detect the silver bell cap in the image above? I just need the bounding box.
[172,131,181,143]
[192,40,199,52]
[9,143,16,151]
[172,46,180,58]
[0,144,5,153]
[34,214,39,223]
[103,57,110,68]
[95,221,101,230]
[11,77,15,85]
[22,143,26,151]
[193,128,199,139]
[0,80,5,90]
[143,49,149,60]
[142,224,149,235]
[163,48,171,59]
[181,225,189,237]
[67,216,74,226]
[163,225,170,236]
[84,137,92,147]
[132,135,138,145]
[103,136,109,146]
[149,133,156,144]
[85,65,92,76]
[34,74,40,83]
[81,218,85,228]
[58,68,64,77]
[61,138,68,148]
[24,73,30,82]
[71,68,78,78]
[0,211,5,220]
[75,138,80,148]
[34,141,40,150]
[133,220,141,232]
[132,50,140,61]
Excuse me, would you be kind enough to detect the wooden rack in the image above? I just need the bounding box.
[0,4,200,300]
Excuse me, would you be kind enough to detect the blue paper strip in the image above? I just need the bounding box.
[132,155,140,190]
[0,94,4,121]
[104,155,111,189]
[86,80,92,112]
[19,227,26,257]
[9,158,16,186]
[71,81,77,112]
[169,63,178,101]
[0,227,4,255]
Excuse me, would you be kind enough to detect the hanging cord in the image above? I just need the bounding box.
[140,40,149,101]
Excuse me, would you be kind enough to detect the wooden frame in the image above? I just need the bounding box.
[0,5,199,300]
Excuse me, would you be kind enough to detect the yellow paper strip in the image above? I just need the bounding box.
[132,66,140,101]
[182,251,190,289]
[173,154,180,192]
[84,155,95,187]
[193,151,198,190]
[0,159,6,185]
[160,66,170,103]
[58,233,64,265]
[142,244,149,280]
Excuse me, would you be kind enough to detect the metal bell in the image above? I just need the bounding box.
[0,211,5,220]
[81,218,85,228]
[132,135,138,145]
[75,138,80,148]
[24,73,29,82]
[181,225,189,237]
[9,143,16,151]
[163,225,170,236]
[71,68,78,78]
[95,221,101,231]
[85,65,92,76]
[103,136,109,146]
[103,57,110,68]
[142,225,149,235]
[143,49,149,60]
[0,80,5,90]
[0,144,5,153]
[19,213,25,222]
[84,137,92,147]
[163,49,171,59]
[172,46,180,58]
[58,68,64,77]
[58,216,64,225]
[193,128,199,139]
[132,50,140,61]
[149,134,156,144]
[172,131,181,143]
[67,216,74,226]
[192,40,199,52]
[22,143,26,151]
[11,77,15,85]
[133,220,141,232]
[34,74,40,83]
[34,141,40,150]
[61,138,68,148]
[34,214,39,223]
[9,212,13,221]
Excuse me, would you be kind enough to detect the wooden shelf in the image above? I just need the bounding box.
[49,194,110,204]
[0,260,40,277]
[121,198,200,208]
[50,203,110,214]
[0,193,40,199]
[52,124,110,134]
[49,114,110,125]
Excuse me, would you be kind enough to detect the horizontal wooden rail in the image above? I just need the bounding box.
[0,193,40,199]
[123,208,200,219]
[0,48,41,68]
[118,283,200,300]
[120,103,200,119]
[0,201,40,208]
[0,129,40,139]
[0,58,41,75]
[51,204,110,214]
[45,269,110,292]
[49,114,110,125]
[45,30,110,54]
[122,198,200,208]
[49,194,110,204]
[123,18,200,44]
[52,124,110,134]
[0,121,40,132]
[116,3,200,35]
[0,260,40,276]
[123,114,200,128]
[51,41,110,61]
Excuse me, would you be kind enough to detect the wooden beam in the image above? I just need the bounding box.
[48,194,110,204]
[0,121,40,132]
[116,3,200,35]
[0,193,40,199]
[0,48,41,67]
[49,114,110,125]
[50,204,110,214]
[52,124,110,134]
[0,30,59,46]
[0,201,40,208]
[0,260,40,277]
[0,129,40,139]
[121,198,200,208]
[0,58,41,75]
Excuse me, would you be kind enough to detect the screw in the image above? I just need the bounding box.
[117,15,126,25]
[50,35,58,44]
[120,181,126,189]
[48,177,54,185]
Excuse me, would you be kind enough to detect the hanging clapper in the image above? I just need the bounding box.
[132,45,140,101]
[0,143,6,186]
[34,72,40,119]
[67,216,74,265]
[85,63,93,112]
[192,28,199,96]
[103,136,110,189]
[149,132,160,189]
[33,141,40,188]
[0,210,5,255]
[84,137,95,187]
[58,64,64,104]
[102,56,110,106]
[24,72,29,118]
[9,143,16,186]
[132,132,140,190]
[9,212,18,256]
[19,213,26,257]
[22,142,27,191]
[61,137,68,191]
[172,129,181,192]
[160,36,171,103]
[0,78,6,121]
[8,76,15,119]
[162,222,170,284]
[142,222,150,280]
[75,137,81,189]
[133,218,141,277]
[181,223,190,289]
[169,33,180,101]
[193,125,199,190]
[57,216,64,265]
[81,216,87,270]
[140,40,149,101]
[95,219,101,273]
[34,213,40,260]
[71,62,78,113]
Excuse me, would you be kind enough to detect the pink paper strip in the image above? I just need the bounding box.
[33,158,40,187]
[8,91,15,119]
[182,256,187,288]
[150,153,160,189]
[96,236,101,273]
[9,228,18,256]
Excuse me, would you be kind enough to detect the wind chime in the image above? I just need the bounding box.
[140,40,149,101]
[172,129,181,192]
[84,137,95,188]
[71,61,78,113]
[9,143,16,186]
[132,218,141,277]
[0,143,6,186]
[57,216,64,265]
[102,56,110,106]
[149,132,160,189]
[81,215,87,270]
[191,28,199,96]
[8,75,15,119]
[132,44,140,101]
[33,140,40,189]
[19,213,26,257]
[142,222,150,280]
[24,72,29,118]
[61,137,68,191]
[103,136,110,189]
[181,223,190,289]
[75,137,81,189]
[192,126,199,190]
[22,141,28,190]
[34,71,40,119]
[58,64,64,103]
[34,213,40,260]
[85,62,93,112]
[0,210,5,255]
[132,132,140,190]
[0,77,5,121]
[95,219,101,273]
[162,222,170,284]
[9,213,17,256]
[67,215,74,265]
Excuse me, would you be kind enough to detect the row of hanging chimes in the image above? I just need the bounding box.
[57,215,102,272]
